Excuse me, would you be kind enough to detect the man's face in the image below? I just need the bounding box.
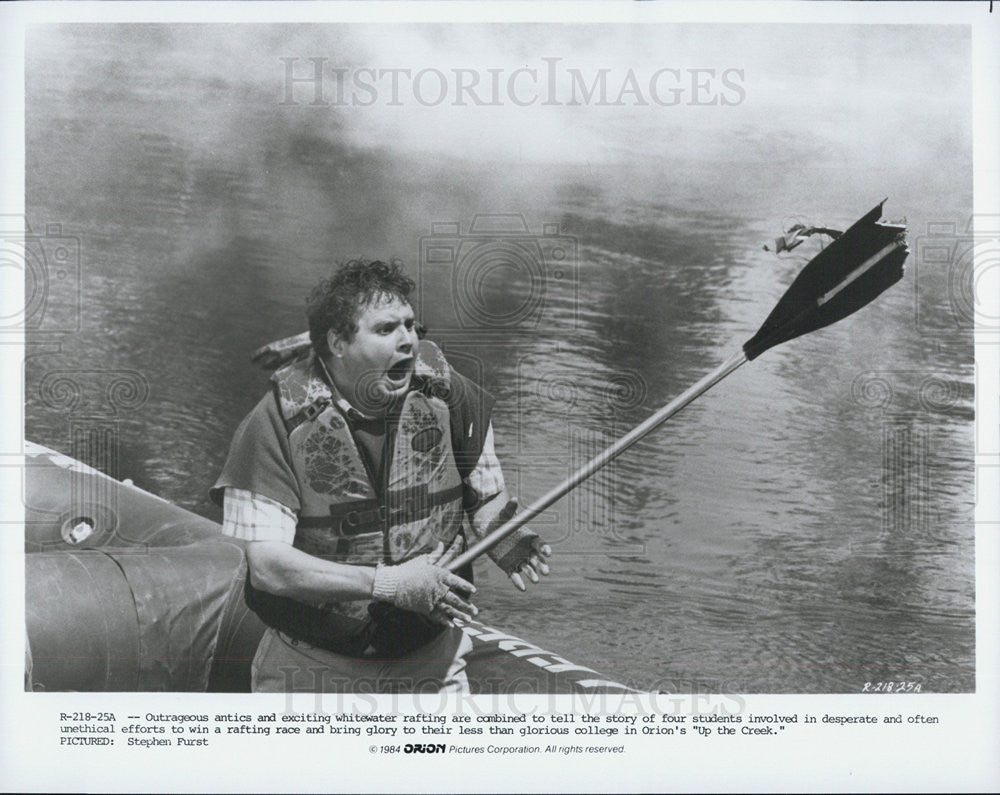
[328,295,419,414]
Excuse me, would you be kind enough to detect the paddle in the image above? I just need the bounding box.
[446,200,908,572]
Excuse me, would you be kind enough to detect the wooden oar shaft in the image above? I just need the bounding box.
[448,348,748,571]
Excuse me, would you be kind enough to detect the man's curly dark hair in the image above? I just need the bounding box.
[307,259,416,357]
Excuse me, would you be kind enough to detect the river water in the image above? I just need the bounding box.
[24,26,975,693]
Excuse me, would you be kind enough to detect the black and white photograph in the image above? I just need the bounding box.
[3,2,998,792]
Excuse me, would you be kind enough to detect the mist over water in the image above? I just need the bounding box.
[25,25,973,692]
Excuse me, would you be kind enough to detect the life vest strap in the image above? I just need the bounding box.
[296,483,464,535]
[283,396,332,435]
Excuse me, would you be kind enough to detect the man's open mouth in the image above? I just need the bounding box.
[386,358,413,383]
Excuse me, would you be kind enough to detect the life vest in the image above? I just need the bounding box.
[245,340,466,651]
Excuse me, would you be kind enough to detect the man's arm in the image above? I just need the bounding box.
[248,539,478,622]
[223,489,477,622]
[222,489,377,601]
[246,541,377,602]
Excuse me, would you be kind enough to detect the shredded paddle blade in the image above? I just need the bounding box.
[742,200,907,361]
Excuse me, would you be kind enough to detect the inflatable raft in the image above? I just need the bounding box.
[24,442,634,694]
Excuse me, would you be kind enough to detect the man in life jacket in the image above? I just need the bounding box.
[211,259,551,693]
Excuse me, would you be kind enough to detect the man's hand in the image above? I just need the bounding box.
[372,536,478,625]
[506,536,552,592]
[425,536,479,625]
[471,494,553,592]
